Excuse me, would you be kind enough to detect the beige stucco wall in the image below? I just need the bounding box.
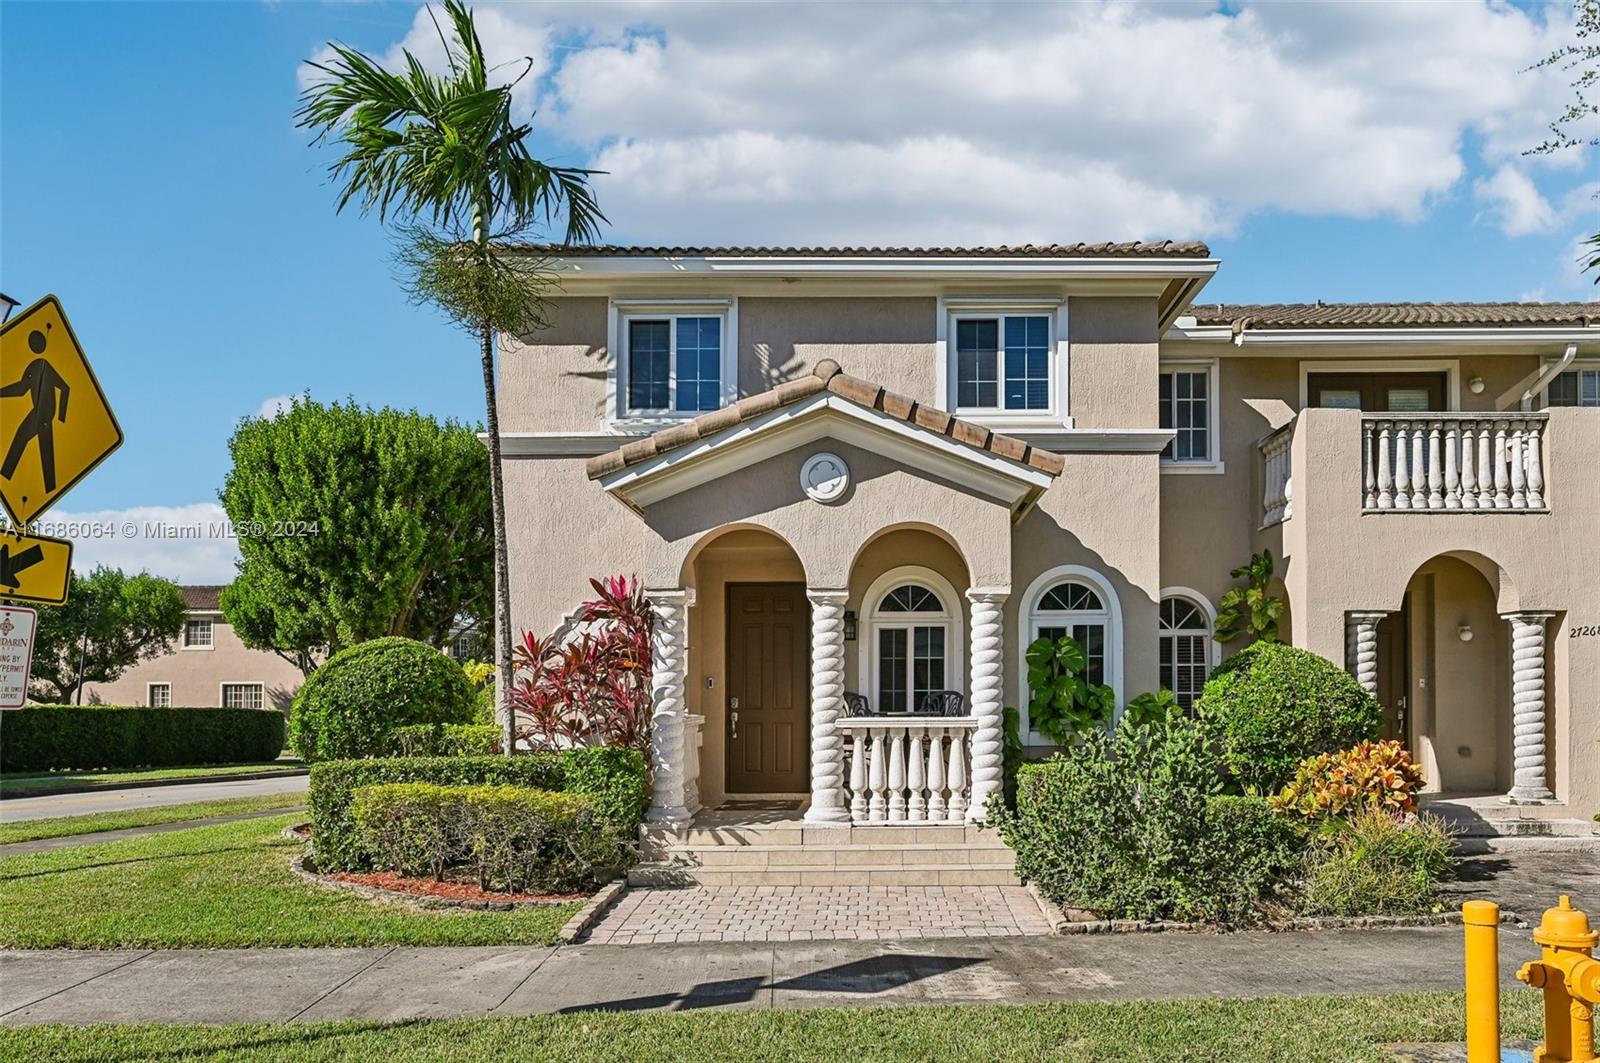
[739,297,938,401]
[84,615,306,710]
[1067,297,1161,429]
[499,297,610,432]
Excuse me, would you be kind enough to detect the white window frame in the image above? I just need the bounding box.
[146,682,172,708]
[857,565,965,715]
[182,617,215,650]
[1158,358,1223,474]
[219,682,264,710]
[1543,359,1600,408]
[1157,588,1220,710]
[1017,565,1123,738]
[938,298,1071,429]
[608,298,738,425]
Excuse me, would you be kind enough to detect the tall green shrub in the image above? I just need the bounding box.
[1196,642,1383,793]
[290,637,477,761]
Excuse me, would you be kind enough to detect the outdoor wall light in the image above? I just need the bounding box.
[1458,624,1474,642]
[1469,376,1486,395]
[843,610,857,641]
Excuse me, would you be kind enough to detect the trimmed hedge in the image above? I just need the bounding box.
[1196,642,1384,793]
[290,637,478,762]
[0,707,286,772]
[352,783,623,891]
[309,749,648,871]
[383,724,500,758]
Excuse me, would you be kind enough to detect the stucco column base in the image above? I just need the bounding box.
[805,588,853,825]
[646,587,696,827]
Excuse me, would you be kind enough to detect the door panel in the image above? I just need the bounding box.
[726,583,810,793]
[1376,606,1410,743]
[1308,373,1446,411]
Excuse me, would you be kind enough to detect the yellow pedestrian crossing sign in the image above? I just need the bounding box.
[0,530,73,606]
[0,295,123,526]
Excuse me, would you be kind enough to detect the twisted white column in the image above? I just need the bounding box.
[1347,612,1386,698]
[1503,611,1555,804]
[646,588,694,825]
[805,589,852,824]
[966,588,1008,823]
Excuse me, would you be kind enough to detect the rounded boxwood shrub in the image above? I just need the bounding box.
[290,637,477,762]
[1196,642,1383,794]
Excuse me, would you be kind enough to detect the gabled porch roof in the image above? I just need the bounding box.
[586,361,1063,513]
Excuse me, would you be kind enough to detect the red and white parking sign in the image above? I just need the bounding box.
[0,604,37,708]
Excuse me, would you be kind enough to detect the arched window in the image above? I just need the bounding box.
[861,567,962,715]
[1019,566,1123,736]
[1159,595,1213,710]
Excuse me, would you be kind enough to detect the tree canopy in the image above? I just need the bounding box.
[219,398,491,673]
[27,567,185,704]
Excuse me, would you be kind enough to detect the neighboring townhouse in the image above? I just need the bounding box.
[492,243,1597,883]
[85,585,305,710]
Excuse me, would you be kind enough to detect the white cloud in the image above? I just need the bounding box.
[34,504,239,585]
[1474,165,1556,236]
[255,393,297,420]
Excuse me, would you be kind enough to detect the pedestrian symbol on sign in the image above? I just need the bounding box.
[2,325,71,494]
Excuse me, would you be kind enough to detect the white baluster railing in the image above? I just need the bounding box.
[1361,414,1549,513]
[1259,421,1295,527]
[837,718,977,825]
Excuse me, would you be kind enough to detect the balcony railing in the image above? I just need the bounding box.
[838,717,975,825]
[1361,413,1548,513]
[1259,421,1295,527]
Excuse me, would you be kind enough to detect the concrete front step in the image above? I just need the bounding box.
[1427,809,1598,839]
[672,842,1016,869]
[642,822,1006,855]
[627,860,1020,887]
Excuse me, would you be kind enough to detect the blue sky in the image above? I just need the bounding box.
[2,1,1595,582]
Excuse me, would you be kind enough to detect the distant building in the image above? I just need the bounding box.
[83,585,305,710]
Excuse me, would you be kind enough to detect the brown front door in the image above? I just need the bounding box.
[1376,598,1411,743]
[725,583,809,794]
[1308,373,1446,412]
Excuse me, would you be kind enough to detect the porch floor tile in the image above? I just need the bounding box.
[582,885,1053,945]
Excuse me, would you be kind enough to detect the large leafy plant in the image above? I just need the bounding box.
[1214,549,1286,644]
[1271,740,1425,822]
[1025,634,1116,743]
[508,577,654,750]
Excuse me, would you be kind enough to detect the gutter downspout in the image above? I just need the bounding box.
[1519,343,1578,411]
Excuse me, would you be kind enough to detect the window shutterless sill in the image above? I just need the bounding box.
[1160,460,1226,475]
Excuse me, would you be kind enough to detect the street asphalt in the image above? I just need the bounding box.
[0,774,310,822]
[0,924,1531,1026]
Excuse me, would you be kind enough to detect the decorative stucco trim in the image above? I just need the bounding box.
[1006,428,1176,453]
[488,433,640,457]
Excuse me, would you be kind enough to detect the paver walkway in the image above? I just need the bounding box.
[585,885,1051,944]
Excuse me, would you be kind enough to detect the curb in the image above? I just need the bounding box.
[2,767,308,800]
[1027,882,1522,935]
[289,849,581,912]
[559,879,628,943]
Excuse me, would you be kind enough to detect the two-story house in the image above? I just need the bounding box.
[495,243,1597,885]
[85,585,305,710]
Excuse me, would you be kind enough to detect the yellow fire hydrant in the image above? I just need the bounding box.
[1517,895,1600,1063]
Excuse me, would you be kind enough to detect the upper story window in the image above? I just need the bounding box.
[1548,367,1599,407]
[1159,360,1222,473]
[613,301,737,421]
[183,618,213,649]
[943,300,1066,424]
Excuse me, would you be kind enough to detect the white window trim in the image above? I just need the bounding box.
[607,298,738,427]
[219,681,265,710]
[1017,565,1124,739]
[146,682,172,708]
[1542,358,1600,407]
[857,566,965,715]
[938,297,1073,429]
[1157,588,1220,710]
[182,616,215,651]
[1158,359,1224,474]
[1298,358,1462,411]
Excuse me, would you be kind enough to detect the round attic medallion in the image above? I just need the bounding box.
[800,452,850,503]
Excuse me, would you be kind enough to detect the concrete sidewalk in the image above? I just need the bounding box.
[0,925,1518,1026]
[0,775,309,823]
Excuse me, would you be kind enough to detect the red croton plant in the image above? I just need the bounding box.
[509,576,655,750]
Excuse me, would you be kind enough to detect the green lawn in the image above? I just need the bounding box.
[0,792,310,844]
[0,761,303,795]
[0,991,1545,1062]
[0,814,578,948]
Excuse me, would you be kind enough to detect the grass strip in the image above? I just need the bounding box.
[0,792,310,845]
[1,761,303,795]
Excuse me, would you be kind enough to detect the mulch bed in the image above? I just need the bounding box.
[326,869,585,905]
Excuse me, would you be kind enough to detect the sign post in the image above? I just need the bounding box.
[0,604,38,709]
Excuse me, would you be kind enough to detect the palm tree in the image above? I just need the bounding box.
[297,0,605,754]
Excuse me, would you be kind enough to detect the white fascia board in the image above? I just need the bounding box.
[599,394,1054,509]
[1164,324,1600,347]
[553,255,1220,282]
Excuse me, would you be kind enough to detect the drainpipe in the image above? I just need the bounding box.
[1519,343,1578,411]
